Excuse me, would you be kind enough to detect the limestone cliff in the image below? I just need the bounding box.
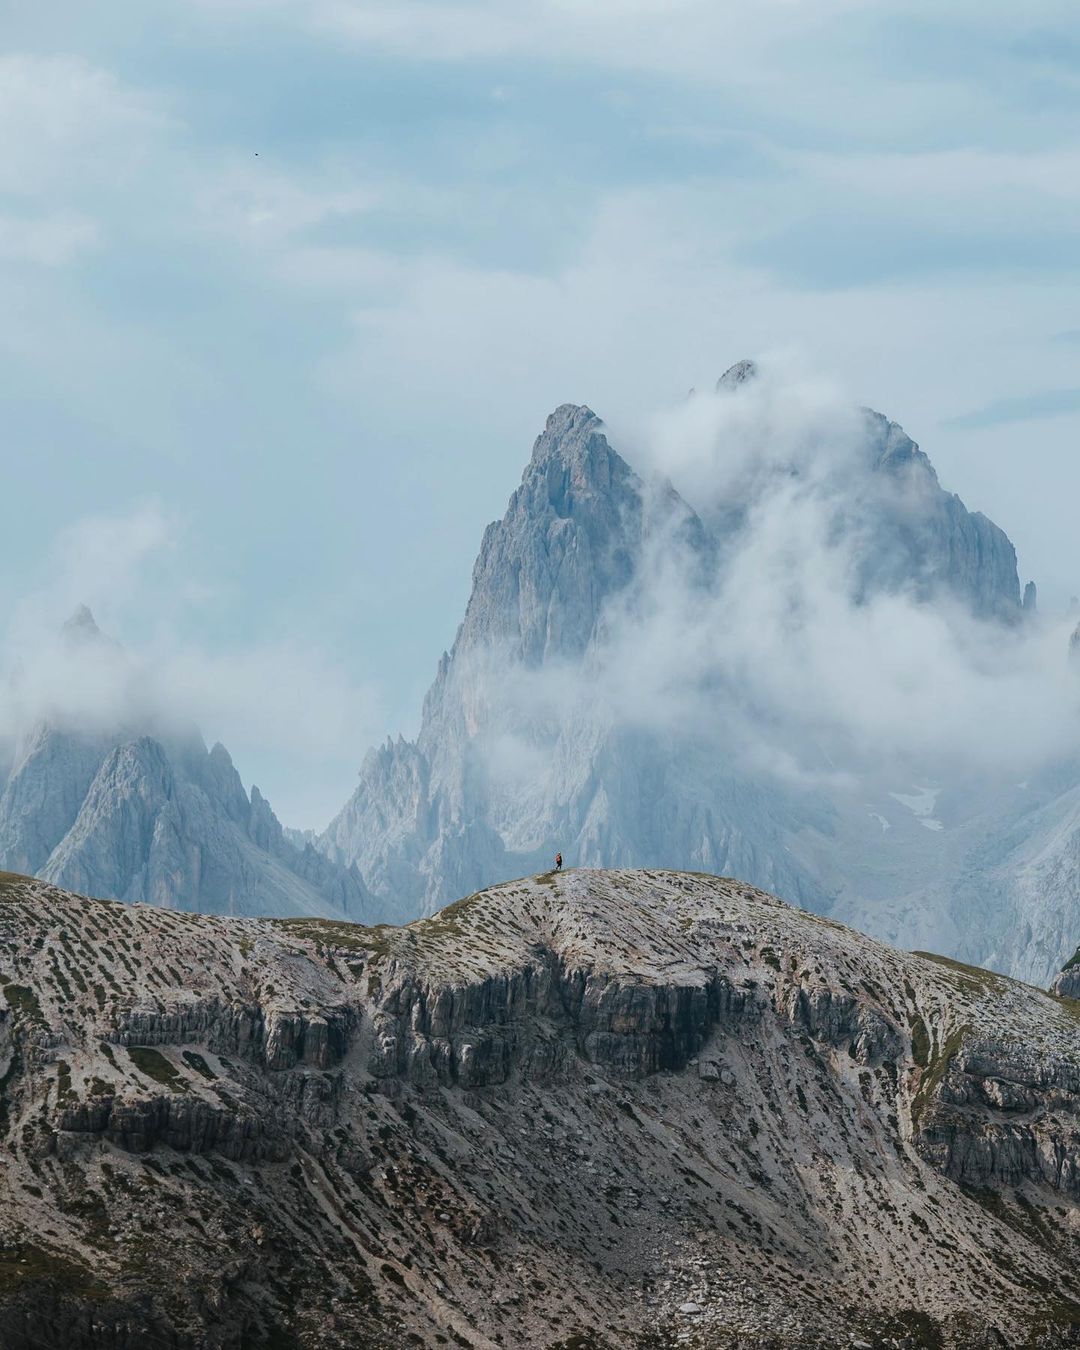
[3,867,1080,1347]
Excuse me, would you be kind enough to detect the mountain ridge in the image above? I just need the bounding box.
[3,866,1080,1346]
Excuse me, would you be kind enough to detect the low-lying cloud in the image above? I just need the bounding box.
[0,505,383,828]
[482,359,1080,802]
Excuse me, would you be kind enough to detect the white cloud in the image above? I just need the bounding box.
[473,362,1080,806]
[0,54,169,198]
[0,212,98,266]
[311,0,878,74]
[196,161,378,247]
[0,506,384,828]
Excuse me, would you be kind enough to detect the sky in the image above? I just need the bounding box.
[2,0,1080,827]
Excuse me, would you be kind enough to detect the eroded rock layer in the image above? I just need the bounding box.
[2,868,1080,1348]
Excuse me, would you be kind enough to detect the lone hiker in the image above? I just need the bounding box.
[555,852,563,871]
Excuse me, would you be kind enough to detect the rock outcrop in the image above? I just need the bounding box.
[3,867,1080,1347]
[1052,950,1080,998]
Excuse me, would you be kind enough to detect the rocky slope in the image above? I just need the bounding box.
[4,866,1080,1348]
[0,610,372,923]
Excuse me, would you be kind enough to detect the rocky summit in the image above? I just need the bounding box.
[4,866,1080,1348]
[317,366,1077,987]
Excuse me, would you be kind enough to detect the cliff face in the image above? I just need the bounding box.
[860,407,1021,620]
[321,369,1037,975]
[3,867,1080,1348]
[0,721,372,922]
[0,608,373,924]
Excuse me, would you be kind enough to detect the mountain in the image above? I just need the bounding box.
[829,763,1080,986]
[0,609,372,922]
[321,365,1040,961]
[3,866,1080,1347]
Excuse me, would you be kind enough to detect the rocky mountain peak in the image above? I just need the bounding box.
[524,403,632,508]
[59,604,118,652]
[529,402,600,459]
[716,358,758,391]
[61,603,99,636]
[444,405,652,671]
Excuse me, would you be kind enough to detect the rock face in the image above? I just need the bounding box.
[0,723,371,920]
[1052,950,1080,998]
[3,867,1080,1348]
[0,723,372,924]
[859,406,1021,620]
[321,365,1026,939]
[0,610,372,923]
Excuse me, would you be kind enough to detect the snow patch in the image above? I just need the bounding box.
[888,785,944,832]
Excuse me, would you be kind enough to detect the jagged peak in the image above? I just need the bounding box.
[62,603,99,635]
[529,404,604,466]
[208,741,235,767]
[60,604,123,654]
[716,359,758,392]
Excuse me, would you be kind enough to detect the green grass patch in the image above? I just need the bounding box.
[273,887,489,960]
[182,1050,216,1080]
[3,984,44,1026]
[55,1060,74,1106]
[0,872,32,898]
[269,917,399,957]
[0,1242,106,1299]
[128,1046,188,1093]
[909,1014,930,1069]
[911,951,1008,997]
[911,1021,970,1131]
[409,890,485,945]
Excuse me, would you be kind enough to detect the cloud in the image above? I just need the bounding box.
[0,506,384,829]
[0,212,98,266]
[472,361,1080,806]
[0,55,169,198]
[306,0,917,80]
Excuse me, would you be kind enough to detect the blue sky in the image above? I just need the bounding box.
[2,0,1080,825]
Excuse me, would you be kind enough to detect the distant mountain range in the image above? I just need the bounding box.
[7,360,1080,983]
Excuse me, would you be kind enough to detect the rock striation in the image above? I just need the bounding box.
[3,866,1080,1347]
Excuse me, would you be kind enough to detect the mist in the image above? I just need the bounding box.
[4,359,1078,837]
[0,504,383,829]
[481,358,1080,806]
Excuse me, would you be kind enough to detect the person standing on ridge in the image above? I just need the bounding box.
[555,853,562,872]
